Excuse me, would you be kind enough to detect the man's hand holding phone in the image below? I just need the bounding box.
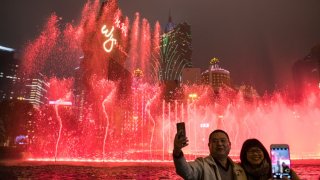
[173,122,189,157]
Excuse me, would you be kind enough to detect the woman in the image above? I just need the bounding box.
[240,138,272,180]
[240,138,300,180]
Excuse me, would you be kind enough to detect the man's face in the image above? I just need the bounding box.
[208,132,231,159]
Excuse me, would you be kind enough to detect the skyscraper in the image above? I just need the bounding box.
[0,45,49,107]
[24,73,49,108]
[0,45,20,101]
[159,15,192,82]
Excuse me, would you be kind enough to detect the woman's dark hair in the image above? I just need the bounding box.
[240,138,272,175]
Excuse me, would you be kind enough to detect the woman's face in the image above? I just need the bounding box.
[246,147,264,165]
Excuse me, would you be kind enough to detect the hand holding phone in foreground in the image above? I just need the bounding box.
[173,122,189,156]
[176,122,186,139]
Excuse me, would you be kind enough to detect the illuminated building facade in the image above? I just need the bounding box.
[159,16,192,82]
[24,74,49,108]
[0,45,20,101]
[0,45,48,107]
[201,58,231,92]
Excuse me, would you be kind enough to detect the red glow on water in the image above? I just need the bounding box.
[27,158,172,163]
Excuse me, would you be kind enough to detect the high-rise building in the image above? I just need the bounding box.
[159,15,192,82]
[24,73,49,108]
[0,45,20,101]
[0,45,49,107]
[201,58,231,92]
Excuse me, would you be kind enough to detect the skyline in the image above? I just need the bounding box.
[1,0,320,93]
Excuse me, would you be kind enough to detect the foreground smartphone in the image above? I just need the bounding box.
[176,122,186,139]
[270,144,291,179]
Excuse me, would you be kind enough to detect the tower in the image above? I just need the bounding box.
[159,14,192,82]
[0,45,19,101]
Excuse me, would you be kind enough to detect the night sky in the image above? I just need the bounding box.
[1,0,320,93]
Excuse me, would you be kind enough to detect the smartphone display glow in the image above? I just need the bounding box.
[270,144,291,179]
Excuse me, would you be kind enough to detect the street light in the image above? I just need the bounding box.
[188,93,198,101]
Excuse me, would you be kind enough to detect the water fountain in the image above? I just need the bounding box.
[19,0,320,162]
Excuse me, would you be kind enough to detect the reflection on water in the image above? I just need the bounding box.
[1,164,180,180]
[293,164,320,180]
[0,163,319,179]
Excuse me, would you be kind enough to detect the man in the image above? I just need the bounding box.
[173,129,247,180]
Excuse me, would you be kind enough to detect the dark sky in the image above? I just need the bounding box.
[1,0,320,93]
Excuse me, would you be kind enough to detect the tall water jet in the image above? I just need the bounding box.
[20,14,60,78]
[127,12,140,72]
[139,18,151,80]
[150,21,161,83]
[54,103,62,162]
[102,85,116,161]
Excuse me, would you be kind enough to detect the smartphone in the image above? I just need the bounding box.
[176,122,186,139]
[270,144,291,179]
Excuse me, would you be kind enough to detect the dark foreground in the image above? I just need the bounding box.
[0,161,319,180]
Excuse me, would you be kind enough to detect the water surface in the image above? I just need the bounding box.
[0,161,319,179]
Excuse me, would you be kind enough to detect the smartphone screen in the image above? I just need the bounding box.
[270,144,291,179]
[176,122,186,139]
